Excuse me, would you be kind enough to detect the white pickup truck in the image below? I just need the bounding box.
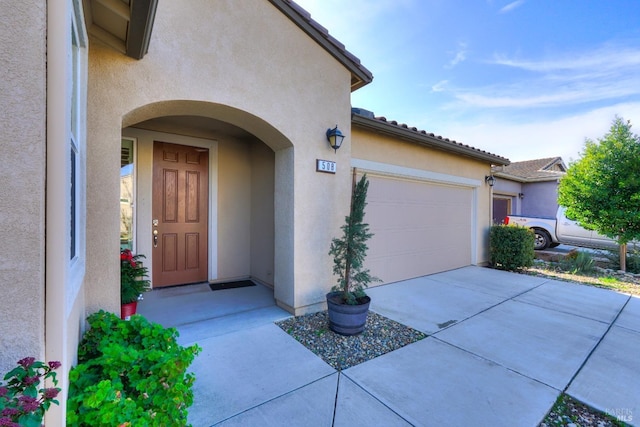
[505,207,620,251]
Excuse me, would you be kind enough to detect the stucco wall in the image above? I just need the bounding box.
[351,127,494,266]
[0,0,46,372]
[250,141,276,286]
[87,0,353,315]
[351,128,489,180]
[493,179,523,216]
[493,178,523,199]
[522,181,559,218]
[217,139,252,279]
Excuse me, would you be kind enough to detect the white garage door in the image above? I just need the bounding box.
[364,173,474,285]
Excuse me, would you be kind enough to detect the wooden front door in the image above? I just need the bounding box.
[152,142,209,287]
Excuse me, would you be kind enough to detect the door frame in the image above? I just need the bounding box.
[152,141,210,286]
[492,196,512,225]
[120,137,138,254]
[122,128,219,286]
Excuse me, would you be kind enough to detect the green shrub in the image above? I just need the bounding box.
[605,247,640,274]
[561,251,595,274]
[67,311,201,427]
[490,225,535,271]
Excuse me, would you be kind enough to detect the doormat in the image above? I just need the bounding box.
[209,280,256,292]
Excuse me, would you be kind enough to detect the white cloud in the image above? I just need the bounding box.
[452,43,640,109]
[431,80,449,92]
[430,102,640,163]
[446,42,468,68]
[454,74,640,108]
[499,0,525,13]
[492,46,640,73]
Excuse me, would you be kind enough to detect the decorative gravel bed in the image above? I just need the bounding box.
[275,310,427,370]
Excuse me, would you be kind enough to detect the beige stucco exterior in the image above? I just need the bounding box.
[1,1,509,425]
[351,126,494,271]
[87,0,354,317]
[0,0,47,374]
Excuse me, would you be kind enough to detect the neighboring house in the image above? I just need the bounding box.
[0,1,508,424]
[491,157,567,224]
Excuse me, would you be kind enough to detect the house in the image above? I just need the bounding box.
[350,109,508,282]
[491,157,567,224]
[0,1,507,424]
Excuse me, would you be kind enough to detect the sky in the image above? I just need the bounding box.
[293,0,640,164]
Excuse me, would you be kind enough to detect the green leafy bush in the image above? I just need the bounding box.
[490,225,535,271]
[67,311,201,427]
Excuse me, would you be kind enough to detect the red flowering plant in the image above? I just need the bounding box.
[120,249,151,305]
[0,357,61,427]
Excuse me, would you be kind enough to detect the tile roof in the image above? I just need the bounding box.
[492,157,566,182]
[269,0,374,91]
[351,108,510,166]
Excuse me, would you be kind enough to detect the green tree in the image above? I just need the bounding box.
[558,116,640,271]
[329,173,380,304]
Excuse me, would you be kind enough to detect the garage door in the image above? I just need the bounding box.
[364,173,474,285]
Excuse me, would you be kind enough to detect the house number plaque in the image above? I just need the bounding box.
[316,159,336,174]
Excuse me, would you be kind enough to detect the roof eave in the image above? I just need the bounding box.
[126,0,158,59]
[494,172,563,183]
[268,0,373,91]
[352,113,510,166]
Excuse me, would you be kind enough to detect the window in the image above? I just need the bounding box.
[70,146,77,259]
[120,138,136,251]
[66,0,87,308]
[70,14,80,261]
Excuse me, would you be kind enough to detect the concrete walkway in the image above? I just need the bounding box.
[138,267,639,427]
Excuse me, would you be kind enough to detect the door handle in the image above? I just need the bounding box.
[153,229,158,248]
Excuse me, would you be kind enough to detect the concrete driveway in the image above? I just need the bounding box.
[138,266,639,426]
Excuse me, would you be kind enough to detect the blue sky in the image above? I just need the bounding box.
[294,0,640,163]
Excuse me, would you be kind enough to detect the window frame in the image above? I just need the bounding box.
[66,0,88,309]
[120,137,138,253]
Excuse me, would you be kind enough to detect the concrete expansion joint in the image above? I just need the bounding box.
[212,372,339,426]
[331,371,340,426]
[430,336,560,391]
[562,294,633,393]
[337,371,413,426]
[175,303,279,330]
[429,281,545,336]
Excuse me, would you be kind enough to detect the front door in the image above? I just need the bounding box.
[493,198,510,224]
[152,141,209,287]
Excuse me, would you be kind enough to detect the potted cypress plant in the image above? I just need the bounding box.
[326,173,380,335]
[120,249,151,320]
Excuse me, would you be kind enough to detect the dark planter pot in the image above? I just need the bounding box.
[326,291,371,336]
[121,302,138,320]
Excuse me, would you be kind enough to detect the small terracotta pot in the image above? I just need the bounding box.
[121,302,138,320]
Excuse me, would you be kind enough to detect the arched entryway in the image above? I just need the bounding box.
[121,101,294,307]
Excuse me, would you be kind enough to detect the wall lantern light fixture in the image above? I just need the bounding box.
[518,192,525,199]
[485,175,496,187]
[326,125,345,153]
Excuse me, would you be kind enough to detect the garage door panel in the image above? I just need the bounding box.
[369,203,469,227]
[364,174,473,285]
[368,224,469,257]
[368,246,469,285]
